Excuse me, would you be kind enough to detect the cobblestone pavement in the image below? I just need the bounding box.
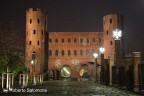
[1,80,143,96]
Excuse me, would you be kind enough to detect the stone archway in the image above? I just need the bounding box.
[79,64,90,78]
[61,65,71,79]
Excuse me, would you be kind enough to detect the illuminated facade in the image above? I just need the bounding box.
[25,8,48,76]
[25,8,123,80]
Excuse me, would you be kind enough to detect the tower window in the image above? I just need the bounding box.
[74,38,77,43]
[62,38,64,43]
[74,50,77,56]
[107,31,108,35]
[110,41,112,45]
[62,50,64,56]
[110,19,112,23]
[80,50,83,56]
[49,38,52,43]
[42,30,43,35]
[68,38,70,43]
[55,38,58,43]
[30,19,32,24]
[33,30,36,34]
[49,50,52,56]
[37,19,40,24]
[68,50,71,56]
[29,41,31,45]
[55,50,58,56]
[38,41,39,45]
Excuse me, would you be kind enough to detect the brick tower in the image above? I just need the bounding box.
[25,8,48,76]
[103,14,123,85]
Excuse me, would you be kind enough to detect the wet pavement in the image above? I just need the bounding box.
[1,80,142,96]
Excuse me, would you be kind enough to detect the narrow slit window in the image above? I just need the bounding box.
[110,41,112,45]
[33,30,36,34]
[37,19,40,24]
[29,41,31,45]
[30,19,32,24]
[38,41,39,45]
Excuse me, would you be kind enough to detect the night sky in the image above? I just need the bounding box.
[0,0,144,54]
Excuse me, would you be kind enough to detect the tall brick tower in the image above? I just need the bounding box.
[25,8,48,76]
[103,14,123,62]
[103,14,123,85]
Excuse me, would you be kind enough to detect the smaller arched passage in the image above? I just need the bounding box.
[79,64,90,78]
[48,70,54,80]
[61,65,71,79]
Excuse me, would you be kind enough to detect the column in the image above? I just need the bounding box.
[133,52,141,92]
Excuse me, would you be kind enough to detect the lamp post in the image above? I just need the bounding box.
[112,28,122,85]
[99,46,105,83]
[93,52,98,82]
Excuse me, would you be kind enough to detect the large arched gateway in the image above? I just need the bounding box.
[61,65,71,79]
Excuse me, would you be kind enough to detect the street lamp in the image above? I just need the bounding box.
[93,52,98,82]
[112,28,122,85]
[99,46,105,83]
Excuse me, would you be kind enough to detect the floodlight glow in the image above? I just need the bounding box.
[31,60,34,64]
[93,52,98,58]
[99,46,105,54]
[63,67,70,75]
[113,28,122,40]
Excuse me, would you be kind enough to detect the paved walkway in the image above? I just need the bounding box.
[1,80,142,96]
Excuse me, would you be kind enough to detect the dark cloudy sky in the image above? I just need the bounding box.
[0,0,144,53]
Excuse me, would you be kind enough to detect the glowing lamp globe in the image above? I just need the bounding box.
[113,28,122,40]
[93,53,98,58]
[99,47,105,54]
